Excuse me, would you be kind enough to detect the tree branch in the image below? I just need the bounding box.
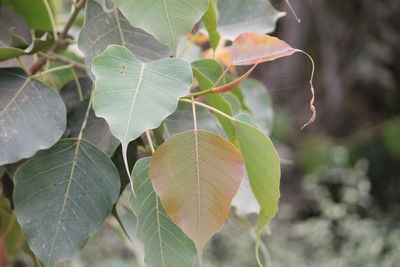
[29,0,88,75]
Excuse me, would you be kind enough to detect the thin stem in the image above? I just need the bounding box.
[42,0,58,39]
[180,98,236,122]
[40,51,86,71]
[32,64,73,78]
[71,68,83,101]
[285,0,301,23]
[30,0,88,75]
[78,89,93,140]
[191,97,198,131]
[145,130,155,154]
[188,64,232,98]
[16,57,28,73]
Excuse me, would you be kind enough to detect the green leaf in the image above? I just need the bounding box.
[191,59,237,144]
[0,6,31,47]
[163,102,224,139]
[114,0,208,52]
[0,32,53,61]
[149,130,245,254]
[240,78,274,135]
[78,0,171,80]
[223,92,241,114]
[13,139,121,266]
[217,0,285,40]
[0,68,66,166]
[202,0,220,50]
[3,0,56,31]
[0,196,25,264]
[233,120,280,231]
[91,45,192,173]
[68,99,120,157]
[130,157,197,267]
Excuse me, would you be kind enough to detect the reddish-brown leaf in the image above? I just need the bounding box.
[149,130,244,252]
[212,64,257,94]
[231,33,297,66]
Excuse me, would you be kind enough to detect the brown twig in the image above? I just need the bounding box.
[29,0,88,75]
[41,51,86,71]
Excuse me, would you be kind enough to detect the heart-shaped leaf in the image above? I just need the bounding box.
[114,0,208,52]
[13,139,120,266]
[149,130,245,254]
[0,68,66,166]
[217,0,285,40]
[91,45,192,176]
[130,157,196,267]
[231,33,298,66]
[78,0,171,80]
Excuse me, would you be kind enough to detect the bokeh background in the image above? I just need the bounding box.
[2,0,399,266]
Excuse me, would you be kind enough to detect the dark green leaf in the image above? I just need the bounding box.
[0,68,66,166]
[14,139,120,266]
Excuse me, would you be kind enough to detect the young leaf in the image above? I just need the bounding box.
[149,130,245,254]
[91,45,192,178]
[202,0,220,50]
[78,0,171,80]
[217,0,285,40]
[2,0,56,31]
[191,59,237,143]
[0,68,66,166]
[130,157,197,267]
[13,139,121,267]
[114,0,208,52]
[233,120,281,231]
[231,33,297,66]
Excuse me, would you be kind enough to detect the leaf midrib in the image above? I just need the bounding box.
[0,77,30,117]
[47,139,81,265]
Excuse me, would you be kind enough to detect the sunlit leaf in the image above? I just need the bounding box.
[2,0,56,31]
[0,196,24,264]
[149,130,245,253]
[91,45,192,172]
[202,0,220,50]
[191,59,237,143]
[14,139,120,266]
[234,120,280,231]
[176,37,202,62]
[114,0,208,52]
[130,157,197,267]
[163,102,224,139]
[231,33,297,66]
[217,0,285,40]
[0,68,66,166]
[78,0,171,80]
[204,46,232,66]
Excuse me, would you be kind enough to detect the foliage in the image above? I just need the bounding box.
[0,0,317,266]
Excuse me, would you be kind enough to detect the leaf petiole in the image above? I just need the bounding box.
[180,98,236,122]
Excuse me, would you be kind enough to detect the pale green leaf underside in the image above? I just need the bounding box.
[91,44,192,148]
[0,68,66,166]
[217,0,285,40]
[114,0,209,52]
[234,120,281,230]
[130,157,196,267]
[78,0,171,80]
[13,139,120,266]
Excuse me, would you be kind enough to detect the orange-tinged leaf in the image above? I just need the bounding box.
[231,33,297,66]
[149,130,245,252]
[212,64,257,94]
[204,46,232,66]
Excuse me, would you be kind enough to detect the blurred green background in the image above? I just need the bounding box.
[3,0,400,266]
